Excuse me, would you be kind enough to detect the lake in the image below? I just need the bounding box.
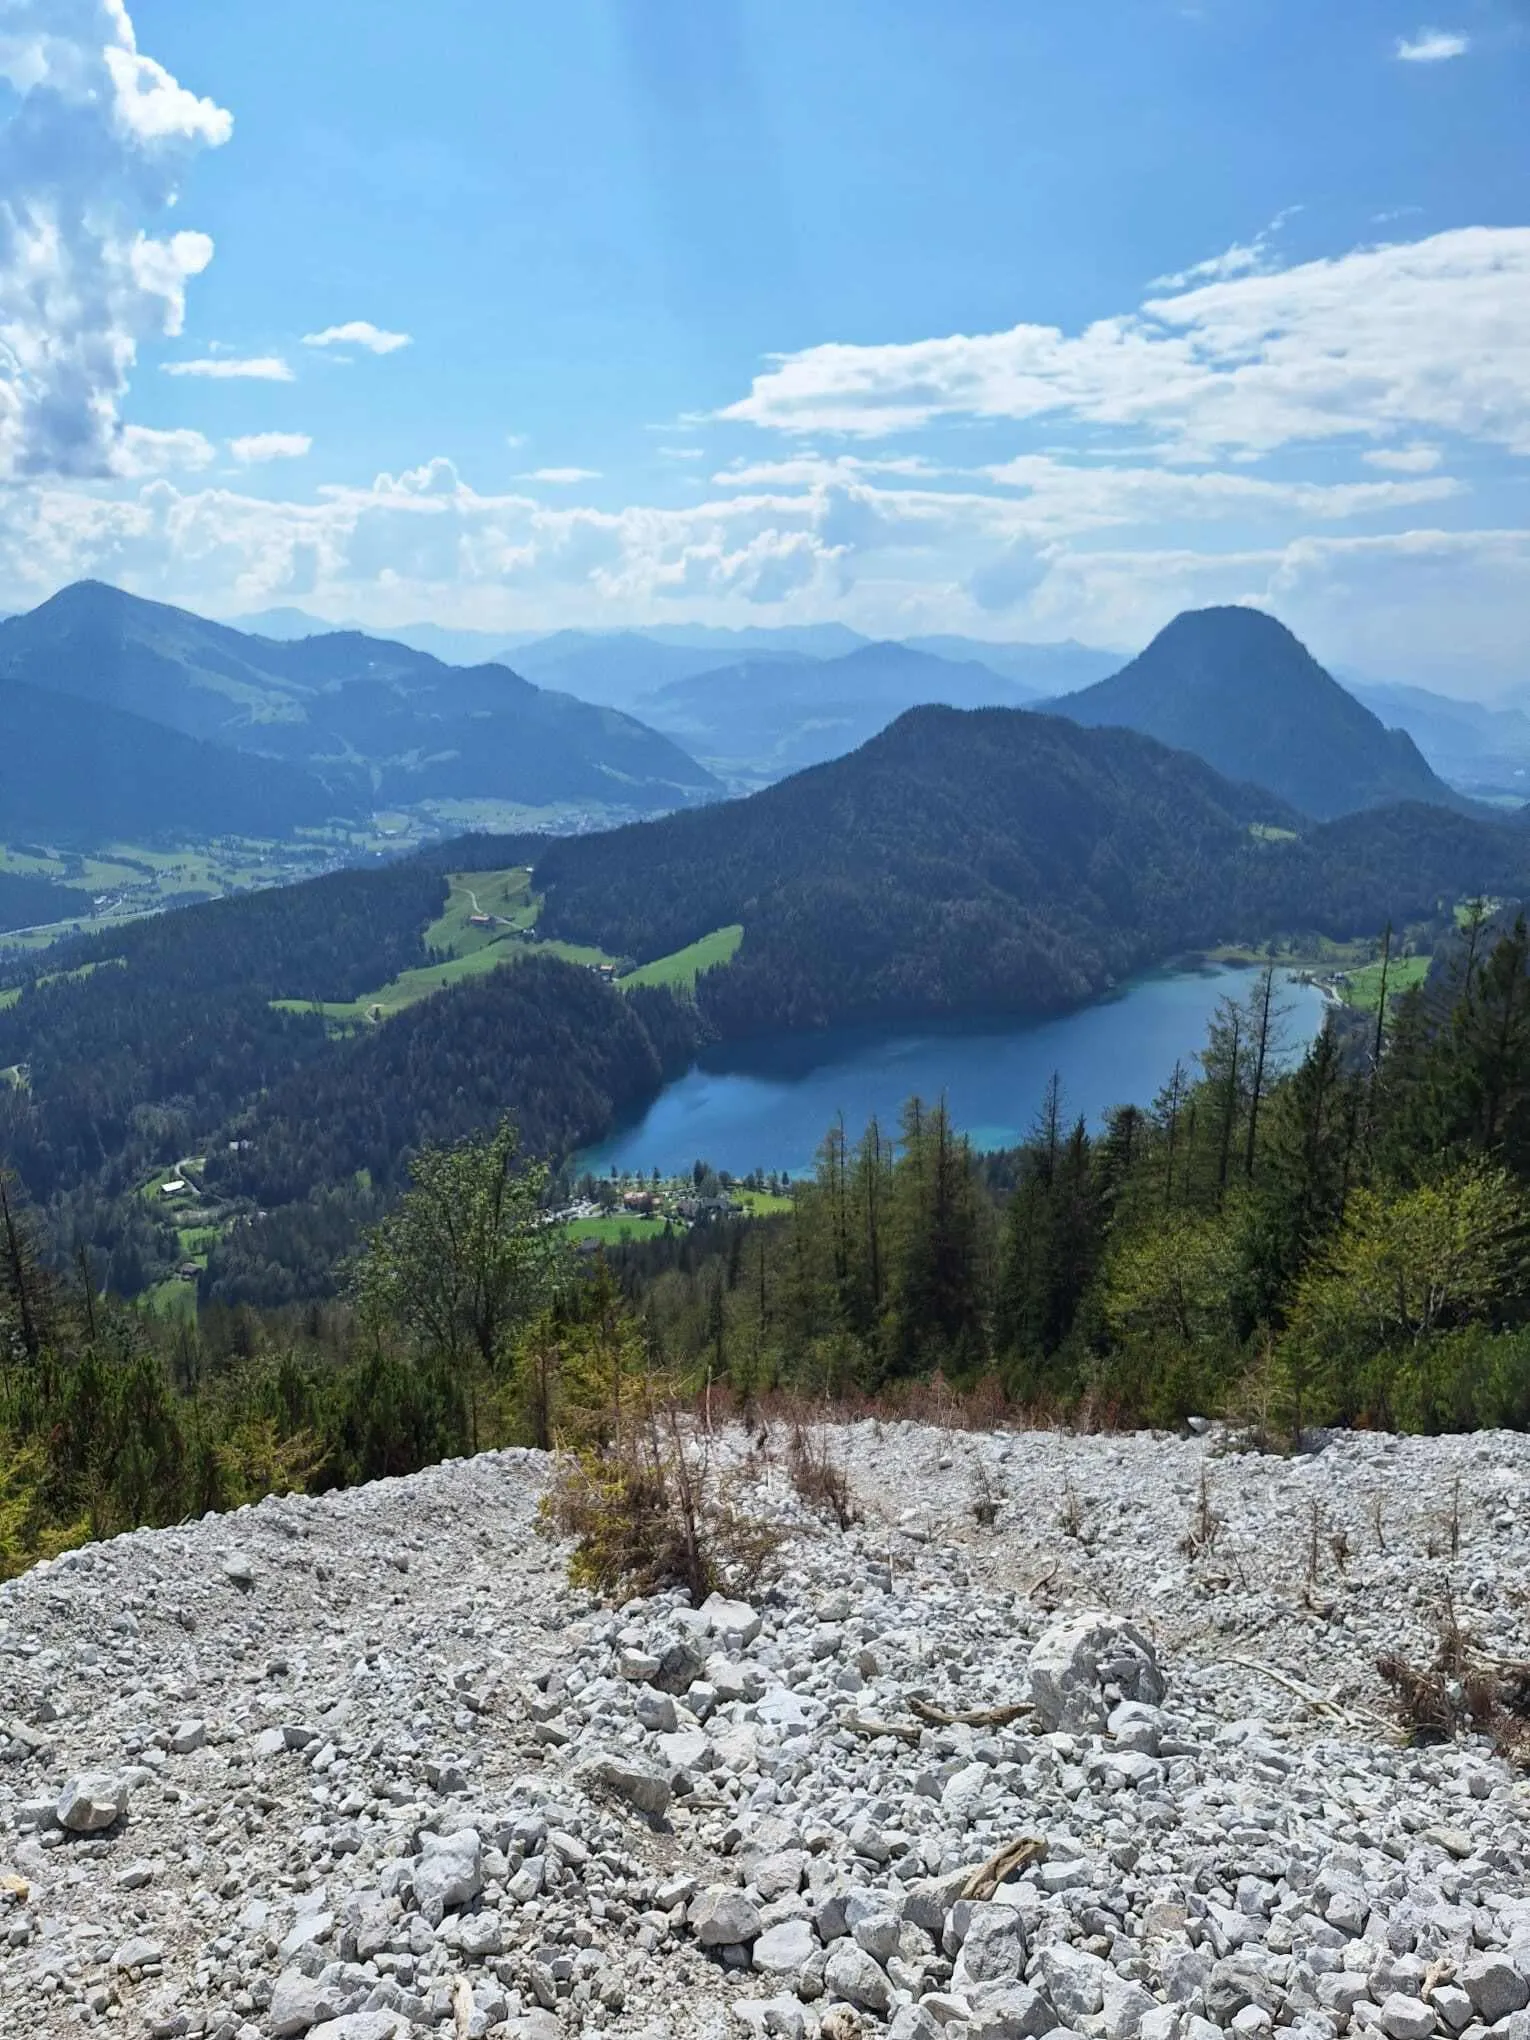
[581,964,1329,1179]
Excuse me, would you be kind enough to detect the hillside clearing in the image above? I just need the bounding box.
[623,922,743,989]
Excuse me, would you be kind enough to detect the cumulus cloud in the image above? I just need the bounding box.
[230,432,312,463]
[0,1,230,478]
[302,321,412,355]
[1396,28,1470,61]
[719,227,1530,461]
[1,458,1526,690]
[517,467,603,485]
[1362,444,1444,472]
[114,423,215,476]
[162,356,294,381]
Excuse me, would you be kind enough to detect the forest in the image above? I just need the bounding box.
[528,708,1530,1036]
[3,907,1529,1578]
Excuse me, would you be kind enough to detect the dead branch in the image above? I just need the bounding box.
[961,1836,1048,1901]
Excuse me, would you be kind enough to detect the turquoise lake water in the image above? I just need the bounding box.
[581,964,1329,1179]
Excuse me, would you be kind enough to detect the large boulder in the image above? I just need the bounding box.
[1028,1612,1165,1732]
[411,1827,483,1925]
[56,1772,131,1834]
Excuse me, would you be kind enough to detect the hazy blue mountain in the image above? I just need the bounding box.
[1344,678,1530,800]
[904,635,1120,695]
[0,583,721,825]
[640,622,870,658]
[505,630,755,706]
[635,641,1040,782]
[235,608,540,668]
[1051,606,1476,821]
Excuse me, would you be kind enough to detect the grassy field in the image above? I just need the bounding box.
[565,1213,670,1245]
[271,867,622,1025]
[144,1280,198,1322]
[625,923,744,990]
[1337,954,1433,1012]
[733,1186,794,1216]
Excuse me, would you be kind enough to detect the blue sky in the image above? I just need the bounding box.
[2,1,1528,688]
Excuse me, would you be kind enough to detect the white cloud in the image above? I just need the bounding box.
[302,321,412,355]
[517,467,603,485]
[3,460,1528,690]
[657,445,705,460]
[114,423,215,476]
[162,356,295,381]
[1396,28,1470,62]
[230,431,312,463]
[1361,444,1443,472]
[0,1,230,478]
[979,454,1456,529]
[720,227,1530,461]
[716,453,948,488]
[1149,207,1301,291]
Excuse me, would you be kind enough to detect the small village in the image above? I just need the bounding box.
[554,1164,795,1246]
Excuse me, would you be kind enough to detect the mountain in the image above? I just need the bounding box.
[640,622,870,659]
[415,623,1120,715]
[527,702,1530,1037]
[0,670,344,844]
[1344,678,1530,800]
[234,609,536,669]
[1050,606,1474,822]
[0,583,720,823]
[902,635,1120,694]
[505,630,738,707]
[635,641,1039,783]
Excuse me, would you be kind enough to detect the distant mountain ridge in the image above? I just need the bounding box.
[1051,606,1475,821]
[0,583,720,833]
[635,641,1044,782]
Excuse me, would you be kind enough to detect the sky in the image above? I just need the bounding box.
[1,1,1528,691]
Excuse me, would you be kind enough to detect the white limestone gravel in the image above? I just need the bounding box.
[4,1421,1530,2040]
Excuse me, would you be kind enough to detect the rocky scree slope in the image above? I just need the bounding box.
[4,1425,1530,2040]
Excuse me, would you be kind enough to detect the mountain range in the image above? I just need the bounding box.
[632,641,1043,782]
[1346,679,1530,800]
[1049,606,1473,822]
[1,582,1522,887]
[0,583,719,844]
[235,608,1123,712]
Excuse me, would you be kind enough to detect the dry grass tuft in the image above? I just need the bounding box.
[1377,1594,1530,1764]
[787,1421,861,1530]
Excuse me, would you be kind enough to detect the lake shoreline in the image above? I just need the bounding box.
[581,962,1328,1181]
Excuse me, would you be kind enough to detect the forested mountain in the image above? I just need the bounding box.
[1053,607,1474,821]
[530,704,1530,1034]
[636,641,1039,783]
[0,582,720,820]
[0,857,698,1298]
[0,669,343,842]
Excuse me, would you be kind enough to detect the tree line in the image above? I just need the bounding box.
[619,912,1530,1436]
